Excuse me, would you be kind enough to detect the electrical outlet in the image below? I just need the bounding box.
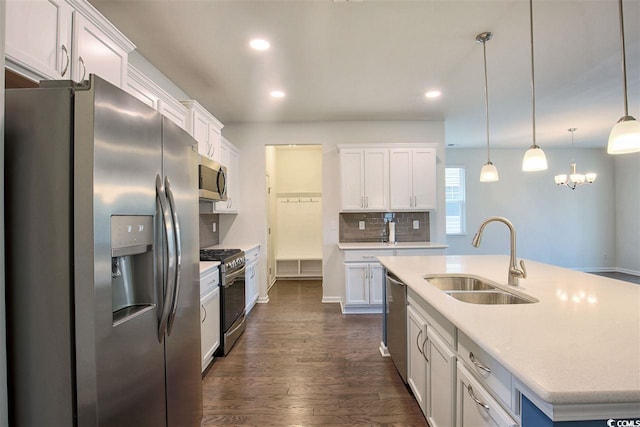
[359,221,366,230]
[212,223,217,233]
[413,220,419,230]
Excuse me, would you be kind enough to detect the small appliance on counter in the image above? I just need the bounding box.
[200,248,246,355]
[388,221,396,244]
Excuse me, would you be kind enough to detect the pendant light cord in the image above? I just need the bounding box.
[482,38,491,163]
[618,0,629,117]
[529,0,537,147]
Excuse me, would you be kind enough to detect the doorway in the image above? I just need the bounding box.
[265,145,323,291]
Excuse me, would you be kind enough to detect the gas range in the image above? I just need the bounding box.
[200,248,245,273]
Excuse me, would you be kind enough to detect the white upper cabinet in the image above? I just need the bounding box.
[6,0,73,80]
[215,138,240,213]
[125,64,189,131]
[340,148,389,211]
[6,0,135,88]
[390,147,437,211]
[72,11,128,88]
[181,100,224,162]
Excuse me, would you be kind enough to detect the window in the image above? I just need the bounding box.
[445,167,466,234]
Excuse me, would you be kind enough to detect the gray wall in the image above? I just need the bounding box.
[221,121,446,303]
[615,153,640,273]
[445,148,620,271]
[1,0,9,424]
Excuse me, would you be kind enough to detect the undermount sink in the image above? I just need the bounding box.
[423,274,537,305]
[446,290,536,305]
[423,274,497,291]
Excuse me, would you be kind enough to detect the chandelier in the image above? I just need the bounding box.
[554,128,597,190]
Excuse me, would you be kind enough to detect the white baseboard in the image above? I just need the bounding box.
[379,341,390,357]
[257,296,270,304]
[616,267,640,276]
[322,296,341,304]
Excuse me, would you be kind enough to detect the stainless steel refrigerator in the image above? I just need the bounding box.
[5,75,202,427]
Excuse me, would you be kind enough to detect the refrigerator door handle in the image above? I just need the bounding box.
[156,174,177,341]
[165,176,182,335]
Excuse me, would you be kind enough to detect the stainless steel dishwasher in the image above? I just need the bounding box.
[386,271,407,383]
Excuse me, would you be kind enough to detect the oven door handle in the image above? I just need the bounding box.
[223,266,246,286]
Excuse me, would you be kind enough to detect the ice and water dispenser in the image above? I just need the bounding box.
[111,215,155,326]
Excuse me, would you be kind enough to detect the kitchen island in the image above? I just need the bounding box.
[378,254,640,425]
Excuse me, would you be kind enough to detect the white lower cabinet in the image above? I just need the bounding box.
[245,246,260,314]
[457,363,518,427]
[407,304,428,414]
[200,286,220,372]
[344,262,384,312]
[427,328,456,427]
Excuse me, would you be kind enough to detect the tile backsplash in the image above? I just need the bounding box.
[339,212,430,243]
[199,213,220,248]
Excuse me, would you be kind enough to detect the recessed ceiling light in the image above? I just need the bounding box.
[270,90,285,98]
[249,39,270,51]
[425,90,442,99]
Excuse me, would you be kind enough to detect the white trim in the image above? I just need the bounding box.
[616,267,640,276]
[321,296,341,304]
[66,0,135,52]
[341,304,383,315]
[337,142,439,150]
[257,296,270,304]
[379,341,390,357]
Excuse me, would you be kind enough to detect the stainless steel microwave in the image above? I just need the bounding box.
[198,156,227,201]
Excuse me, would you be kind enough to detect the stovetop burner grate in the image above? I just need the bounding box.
[200,248,242,262]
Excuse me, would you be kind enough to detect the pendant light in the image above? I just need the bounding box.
[608,0,640,154]
[554,128,597,189]
[522,0,548,171]
[477,32,499,182]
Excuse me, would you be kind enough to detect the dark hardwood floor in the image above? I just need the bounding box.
[202,280,427,426]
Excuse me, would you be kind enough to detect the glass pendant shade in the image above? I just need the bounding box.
[585,173,597,183]
[480,162,499,182]
[607,117,640,154]
[522,145,548,171]
[554,174,568,185]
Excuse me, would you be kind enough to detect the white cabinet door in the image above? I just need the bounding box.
[158,99,188,131]
[201,287,220,372]
[5,0,73,80]
[369,263,385,305]
[427,328,456,427]
[216,139,240,213]
[73,13,128,88]
[344,263,369,305]
[407,304,428,415]
[363,148,389,210]
[390,147,436,211]
[340,149,365,211]
[208,126,221,162]
[191,109,210,157]
[457,364,518,427]
[389,149,413,210]
[412,148,437,210]
[245,259,259,313]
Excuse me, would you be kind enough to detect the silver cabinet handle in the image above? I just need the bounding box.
[469,352,492,373]
[61,45,70,77]
[365,196,369,208]
[78,56,87,81]
[416,329,424,355]
[421,332,429,362]
[361,196,364,208]
[467,385,490,410]
[201,305,207,323]
[362,255,374,259]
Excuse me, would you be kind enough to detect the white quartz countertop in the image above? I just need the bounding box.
[377,255,640,406]
[338,241,448,250]
[199,261,220,275]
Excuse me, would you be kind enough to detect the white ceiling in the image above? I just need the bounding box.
[89,0,639,149]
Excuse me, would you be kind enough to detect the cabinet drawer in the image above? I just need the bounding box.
[245,246,260,262]
[343,249,394,262]
[200,268,220,295]
[458,332,513,411]
[457,363,518,427]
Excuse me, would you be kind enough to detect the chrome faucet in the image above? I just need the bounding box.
[472,216,527,286]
